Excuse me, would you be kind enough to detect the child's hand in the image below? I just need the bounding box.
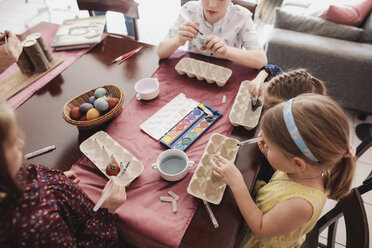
[101,177,127,214]
[176,21,199,46]
[200,35,228,58]
[64,171,80,183]
[211,154,244,190]
[248,76,265,98]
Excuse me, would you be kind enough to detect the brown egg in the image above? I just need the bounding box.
[107,97,119,110]
[70,106,81,120]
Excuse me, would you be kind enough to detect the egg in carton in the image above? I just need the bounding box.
[175,58,232,87]
[80,131,144,186]
[229,80,264,130]
[187,133,239,204]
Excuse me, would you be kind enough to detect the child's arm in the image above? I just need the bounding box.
[212,154,313,237]
[157,21,199,59]
[201,35,267,69]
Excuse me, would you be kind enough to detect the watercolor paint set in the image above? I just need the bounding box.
[160,103,222,151]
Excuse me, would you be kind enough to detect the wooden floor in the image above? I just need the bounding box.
[0,0,371,247]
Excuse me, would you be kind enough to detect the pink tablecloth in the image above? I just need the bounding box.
[0,23,107,109]
[71,51,257,248]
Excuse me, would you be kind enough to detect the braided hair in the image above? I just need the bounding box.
[265,69,326,109]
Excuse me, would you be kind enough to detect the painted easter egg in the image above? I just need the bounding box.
[86,108,100,120]
[79,102,94,113]
[88,95,96,105]
[94,88,107,98]
[79,115,87,121]
[94,98,109,112]
[107,97,119,110]
[106,162,120,176]
[70,106,81,120]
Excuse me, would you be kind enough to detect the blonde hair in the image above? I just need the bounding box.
[0,98,23,195]
[265,69,326,109]
[261,94,356,200]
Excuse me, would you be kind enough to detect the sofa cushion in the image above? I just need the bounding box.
[274,8,363,42]
[319,0,372,26]
[360,11,372,43]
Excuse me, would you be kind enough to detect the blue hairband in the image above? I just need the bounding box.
[283,99,319,162]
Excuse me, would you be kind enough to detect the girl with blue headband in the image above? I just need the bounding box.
[212,94,356,248]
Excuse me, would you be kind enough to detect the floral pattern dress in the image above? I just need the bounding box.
[0,164,124,247]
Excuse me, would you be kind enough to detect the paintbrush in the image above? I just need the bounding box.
[232,137,264,147]
[251,80,261,111]
[179,11,203,35]
[93,161,130,212]
[1,32,8,55]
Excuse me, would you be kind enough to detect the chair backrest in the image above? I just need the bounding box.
[76,0,139,19]
[301,129,372,248]
[76,0,139,40]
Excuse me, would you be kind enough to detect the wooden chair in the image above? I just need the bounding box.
[301,129,372,248]
[76,0,140,40]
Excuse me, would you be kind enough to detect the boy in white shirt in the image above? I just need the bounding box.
[157,0,267,69]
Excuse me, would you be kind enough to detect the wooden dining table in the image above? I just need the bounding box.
[14,22,262,248]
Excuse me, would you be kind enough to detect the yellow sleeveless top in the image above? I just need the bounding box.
[239,171,326,248]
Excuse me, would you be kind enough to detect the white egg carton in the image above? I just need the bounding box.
[140,93,199,140]
[229,80,264,130]
[80,131,144,186]
[175,57,232,87]
[187,133,239,204]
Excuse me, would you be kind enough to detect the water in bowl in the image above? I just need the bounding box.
[160,155,187,175]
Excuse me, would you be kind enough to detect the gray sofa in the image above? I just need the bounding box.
[265,0,372,114]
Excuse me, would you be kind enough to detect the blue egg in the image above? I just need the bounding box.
[94,88,107,98]
[89,95,96,105]
[80,102,94,113]
[94,98,109,111]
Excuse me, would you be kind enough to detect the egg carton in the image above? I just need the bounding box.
[80,131,144,186]
[187,133,239,204]
[175,58,232,87]
[229,80,264,130]
[140,93,199,140]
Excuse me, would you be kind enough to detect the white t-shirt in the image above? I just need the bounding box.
[165,1,262,58]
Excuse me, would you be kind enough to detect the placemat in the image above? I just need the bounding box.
[71,50,257,248]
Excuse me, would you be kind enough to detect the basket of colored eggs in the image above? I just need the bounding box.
[62,84,125,130]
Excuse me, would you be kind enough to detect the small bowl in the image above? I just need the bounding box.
[152,149,194,181]
[135,78,159,100]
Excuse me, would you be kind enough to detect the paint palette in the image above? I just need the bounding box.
[187,133,239,204]
[160,104,222,151]
[229,80,264,130]
[80,131,144,186]
[140,93,199,140]
[175,57,232,87]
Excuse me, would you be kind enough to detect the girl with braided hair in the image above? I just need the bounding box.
[248,65,326,109]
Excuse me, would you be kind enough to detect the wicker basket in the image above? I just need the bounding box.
[62,84,125,130]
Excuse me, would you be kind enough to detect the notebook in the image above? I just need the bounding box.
[51,16,106,51]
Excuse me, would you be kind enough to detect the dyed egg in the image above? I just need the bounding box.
[86,108,100,120]
[106,162,120,176]
[70,106,81,120]
[94,87,107,98]
[88,95,96,105]
[79,102,94,113]
[107,97,119,110]
[79,115,87,121]
[94,98,109,112]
